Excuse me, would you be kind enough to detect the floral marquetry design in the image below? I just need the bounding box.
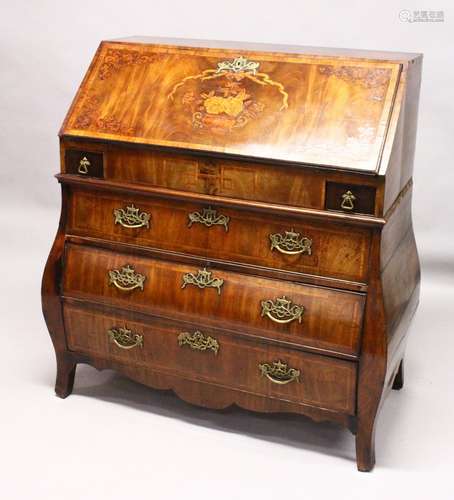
[167,56,288,134]
[318,65,391,101]
[72,93,100,129]
[96,116,136,135]
[98,49,158,80]
[72,93,136,135]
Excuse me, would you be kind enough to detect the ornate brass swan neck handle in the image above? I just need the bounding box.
[259,360,300,385]
[188,206,230,231]
[181,268,224,295]
[340,190,356,211]
[108,265,146,291]
[113,204,151,229]
[261,296,304,324]
[269,229,312,255]
[108,326,143,349]
[178,331,219,355]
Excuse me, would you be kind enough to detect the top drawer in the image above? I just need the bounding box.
[61,142,381,216]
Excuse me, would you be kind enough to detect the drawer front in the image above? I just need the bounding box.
[67,189,371,283]
[105,148,325,209]
[65,150,104,178]
[64,304,357,414]
[63,244,365,356]
[325,182,376,215]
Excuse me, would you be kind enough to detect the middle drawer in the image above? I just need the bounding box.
[67,188,371,283]
[63,244,365,357]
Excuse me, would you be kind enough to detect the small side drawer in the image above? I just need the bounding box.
[64,304,357,414]
[65,150,104,178]
[325,182,376,215]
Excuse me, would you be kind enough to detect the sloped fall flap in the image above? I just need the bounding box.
[61,40,401,172]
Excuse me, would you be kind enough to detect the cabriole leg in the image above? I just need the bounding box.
[355,418,376,472]
[392,359,404,390]
[55,352,77,398]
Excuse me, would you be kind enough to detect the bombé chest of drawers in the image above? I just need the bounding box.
[42,37,422,471]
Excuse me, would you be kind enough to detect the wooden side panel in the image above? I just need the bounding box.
[399,58,422,190]
[62,244,365,357]
[381,187,420,347]
[354,185,420,471]
[64,303,357,414]
[355,230,388,471]
[67,188,372,283]
[382,57,422,213]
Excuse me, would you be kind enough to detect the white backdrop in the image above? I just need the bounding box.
[1,1,453,499]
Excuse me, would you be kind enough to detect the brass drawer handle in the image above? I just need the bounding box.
[114,204,151,229]
[178,330,219,355]
[340,190,356,211]
[181,268,224,295]
[261,296,304,324]
[78,156,90,174]
[188,206,229,231]
[108,264,146,291]
[108,326,143,349]
[270,229,312,255]
[259,360,300,385]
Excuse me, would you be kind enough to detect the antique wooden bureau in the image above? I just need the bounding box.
[42,37,422,471]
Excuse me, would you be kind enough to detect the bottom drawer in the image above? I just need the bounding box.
[63,304,357,414]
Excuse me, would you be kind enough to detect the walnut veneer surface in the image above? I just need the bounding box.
[42,37,422,471]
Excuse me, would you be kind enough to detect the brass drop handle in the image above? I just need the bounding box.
[113,204,151,229]
[261,296,304,324]
[340,190,356,211]
[259,360,300,385]
[269,229,312,255]
[78,156,90,174]
[108,264,146,291]
[108,326,143,349]
[188,206,230,231]
[178,331,219,355]
[181,268,224,295]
